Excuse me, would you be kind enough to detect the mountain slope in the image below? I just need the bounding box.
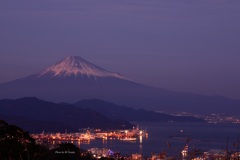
[74,99,204,122]
[0,114,75,133]
[0,97,133,132]
[0,56,240,114]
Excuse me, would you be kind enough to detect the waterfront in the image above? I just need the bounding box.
[80,122,240,157]
[34,122,240,157]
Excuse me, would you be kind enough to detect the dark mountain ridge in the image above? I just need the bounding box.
[74,99,204,122]
[0,97,133,132]
[0,114,75,133]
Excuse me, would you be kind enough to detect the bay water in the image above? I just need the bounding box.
[77,122,240,157]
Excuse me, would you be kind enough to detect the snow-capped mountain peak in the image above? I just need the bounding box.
[38,56,128,80]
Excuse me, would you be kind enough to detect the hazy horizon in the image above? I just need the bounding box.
[1,0,240,100]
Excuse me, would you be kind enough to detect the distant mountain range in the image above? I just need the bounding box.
[0,56,239,114]
[0,97,204,133]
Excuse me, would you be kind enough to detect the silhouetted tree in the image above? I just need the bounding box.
[0,120,35,160]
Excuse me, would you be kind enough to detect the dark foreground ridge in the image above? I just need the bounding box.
[0,120,91,160]
[0,97,204,133]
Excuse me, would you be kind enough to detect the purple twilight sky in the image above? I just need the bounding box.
[0,0,240,100]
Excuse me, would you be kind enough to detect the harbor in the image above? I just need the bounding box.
[30,123,240,159]
[31,126,148,144]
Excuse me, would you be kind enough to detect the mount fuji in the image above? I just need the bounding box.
[0,56,240,114]
[38,56,128,80]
